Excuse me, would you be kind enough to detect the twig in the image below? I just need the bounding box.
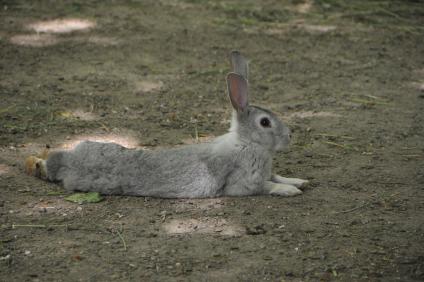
[335,202,369,214]
[351,98,390,106]
[0,105,15,114]
[372,181,410,186]
[363,94,387,101]
[12,224,46,228]
[194,124,199,143]
[115,230,127,251]
[99,123,110,132]
[322,141,357,151]
[323,141,347,149]
[316,133,354,140]
[12,224,67,229]
[401,154,422,158]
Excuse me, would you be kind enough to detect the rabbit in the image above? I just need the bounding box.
[26,51,308,198]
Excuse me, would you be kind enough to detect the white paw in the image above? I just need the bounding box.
[269,183,303,197]
[272,175,309,188]
[287,178,309,188]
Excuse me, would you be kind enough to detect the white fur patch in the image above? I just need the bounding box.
[228,111,239,133]
[212,131,240,153]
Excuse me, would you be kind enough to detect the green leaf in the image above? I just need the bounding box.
[65,192,103,204]
[46,191,65,196]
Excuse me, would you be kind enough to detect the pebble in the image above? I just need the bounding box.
[0,254,11,261]
[304,151,313,158]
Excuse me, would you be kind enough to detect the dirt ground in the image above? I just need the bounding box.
[1,0,423,281]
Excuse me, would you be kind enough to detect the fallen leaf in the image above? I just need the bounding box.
[65,192,103,204]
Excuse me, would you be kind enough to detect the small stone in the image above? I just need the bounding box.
[246,225,266,235]
[0,254,11,261]
[258,84,269,90]
[304,151,313,158]
[24,250,31,255]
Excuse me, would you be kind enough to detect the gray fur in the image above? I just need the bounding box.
[45,51,307,198]
[230,50,249,81]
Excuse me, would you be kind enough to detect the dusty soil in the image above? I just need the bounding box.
[1,0,423,281]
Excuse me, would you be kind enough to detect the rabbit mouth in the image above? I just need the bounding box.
[275,136,290,151]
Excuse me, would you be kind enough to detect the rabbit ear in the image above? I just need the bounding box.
[227,72,248,112]
[230,50,249,81]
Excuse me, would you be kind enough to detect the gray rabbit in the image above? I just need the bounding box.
[27,51,308,198]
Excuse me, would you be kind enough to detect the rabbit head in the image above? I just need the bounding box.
[227,55,291,152]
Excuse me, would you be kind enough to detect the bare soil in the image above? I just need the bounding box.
[1,0,423,281]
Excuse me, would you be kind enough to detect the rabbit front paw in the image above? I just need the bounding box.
[264,182,303,197]
[272,175,308,188]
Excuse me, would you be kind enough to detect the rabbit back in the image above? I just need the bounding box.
[46,141,232,198]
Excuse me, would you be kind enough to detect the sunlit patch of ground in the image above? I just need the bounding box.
[244,20,337,36]
[286,111,340,120]
[61,133,140,149]
[71,110,98,121]
[301,24,337,33]
[0,164,11,175]
[0,131,141,170]
[159,0,196,10]
[58,109,98,121]
[172,198,225,212]
[8,198,83,217]
[163,217,244,236]
[295,0,313,14]
[284,0,313,14]
[135,80,164,95]
[10,18,109,47]
[411,82,424,92]
[413,68,424,77]
[9,34,60,47]
[27,18,95,33]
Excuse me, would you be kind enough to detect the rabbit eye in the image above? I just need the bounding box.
[260,117,271,128]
